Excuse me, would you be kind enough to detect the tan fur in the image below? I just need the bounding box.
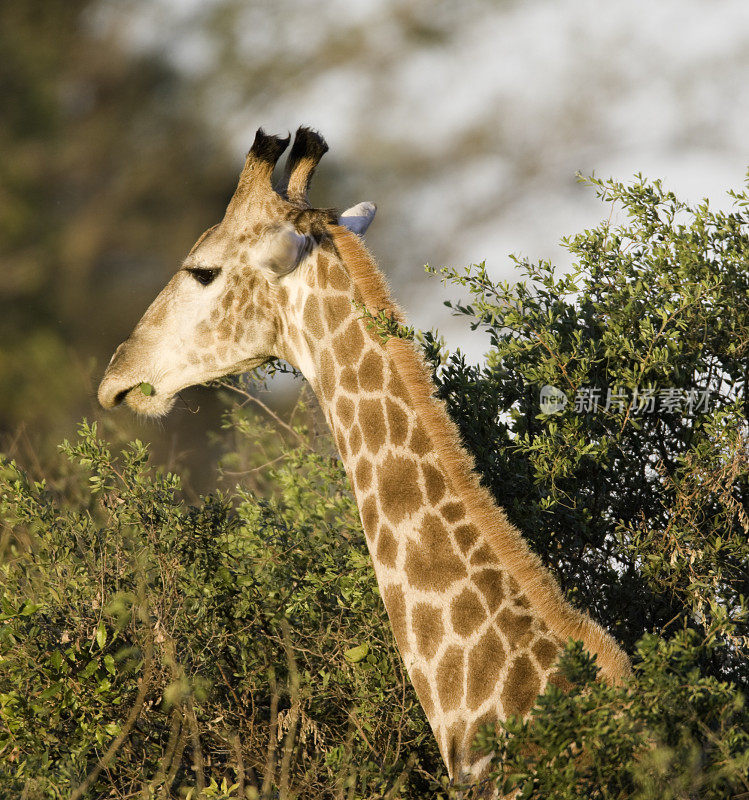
[329,224,631,683]
[187,224,220,256]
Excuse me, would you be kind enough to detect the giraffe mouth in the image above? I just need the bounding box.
[108,382,156,408]
[98,375,177,417]
[99,356,264,417]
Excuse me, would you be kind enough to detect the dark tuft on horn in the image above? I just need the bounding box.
[288,126,329,166]
[249,127,291,166]
[222,128,291,221]
[282,126,329,204]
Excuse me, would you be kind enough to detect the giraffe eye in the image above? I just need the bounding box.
[186,267,221,286]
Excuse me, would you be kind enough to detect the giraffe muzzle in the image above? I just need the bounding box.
[97,376,141,410]
[97,342,166,413]
[98,371,176,416]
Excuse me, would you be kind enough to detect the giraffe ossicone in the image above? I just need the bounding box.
[98,125,631,785]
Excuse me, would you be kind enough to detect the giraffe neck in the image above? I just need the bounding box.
[281,227,630,780]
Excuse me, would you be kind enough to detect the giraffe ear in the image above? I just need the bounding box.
[338,202,376,236]
[253,223,312,277]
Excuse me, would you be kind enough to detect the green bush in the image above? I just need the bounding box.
[0,416,441,799]
[1,174,748,798]
[432,175,749,797]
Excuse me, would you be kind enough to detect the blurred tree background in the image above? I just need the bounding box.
[0,0,240,488]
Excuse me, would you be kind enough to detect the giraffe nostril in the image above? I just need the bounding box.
[113,386,136,406]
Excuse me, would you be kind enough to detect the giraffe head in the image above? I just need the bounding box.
[97,127,375,415]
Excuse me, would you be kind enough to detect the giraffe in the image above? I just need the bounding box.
[98,126,631,786]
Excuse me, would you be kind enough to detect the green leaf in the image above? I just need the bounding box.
[96,621,107,650]
[344,643,369,663]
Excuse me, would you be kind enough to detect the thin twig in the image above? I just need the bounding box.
[221,454,287,476]
[218,381,309,447]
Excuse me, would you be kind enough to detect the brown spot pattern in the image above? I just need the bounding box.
[328,261,350,291]
[336,396,355,428]
[404,513,466,591]
[360,495,378,539]
[317,254,329,287]
[412,603,444,661]
[451,588,487,638]
[355,457,372,492]
[349,424,362,456]
[441,502,466,523]
[377,454,423,525]
[303,296,325,340]
[454,523,479,553]
[501,655,540,717]
[436,645,464,711]
[466,629,505,711]
[474,569,505,612]
[496,608,534,649]
[409,421,431,456]
[422,462,446,504]
[333,321,365,364]
[323,296,352,332]
[388,370,410,404]
[340,367,358,393]
[319,351,336,401]
[410,667,434,718]
[358,350,384,392]
[217,320,231,338]
[532,638,560,671]
[444,722,465,776]
[359,398,387,453]
[470,544,495,567]
[385,399,409,446]
[335,429,348,459]
[383,585,409,654]
[376,525,397,567]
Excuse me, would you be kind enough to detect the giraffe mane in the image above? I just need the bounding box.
[328,224,632,684]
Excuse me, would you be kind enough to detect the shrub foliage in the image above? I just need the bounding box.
[1,176,748,798]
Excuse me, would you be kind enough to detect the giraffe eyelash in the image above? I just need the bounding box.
[185,267,222,286]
